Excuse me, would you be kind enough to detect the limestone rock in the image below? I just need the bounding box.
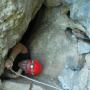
[78,40,90,54]
[28,6,83,78]
[32,84,44,90]
[44,0,62,7]
[85,53,90,69]
[0,0,44,75]
[58,62,88,90]
[66,0,90,38]
[3,80,31,90]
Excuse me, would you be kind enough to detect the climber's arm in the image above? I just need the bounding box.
[5,43,28,69]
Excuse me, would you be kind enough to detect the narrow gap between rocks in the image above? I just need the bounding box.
[13,5,45,74]
[1,5,45,82]
[1,4,61,90]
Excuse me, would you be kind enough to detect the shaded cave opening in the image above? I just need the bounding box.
[0,4,61,90]
[20,5,45,48]
[1,5,45,80]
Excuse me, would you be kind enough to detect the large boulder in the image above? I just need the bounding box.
[28,6,83,78]
[0,0,44,75]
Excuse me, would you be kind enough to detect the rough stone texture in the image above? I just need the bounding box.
[3,80,31,90]
[85,53,90,70]
[58,60,88,90]
[32,84,44,90]
[44,0,63,7]
[58,50,90,90]
[65,0,90,38]
[0,0,44,75]
[0,1,89,90]
[78,40,90,54]
[58,41,90,88]
[28,6,84,78]
[0,80,4,90]
[34,74,61,90]
[31,83,60,90]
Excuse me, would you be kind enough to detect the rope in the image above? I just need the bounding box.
[9,44,61,89]
[10,69,60,90]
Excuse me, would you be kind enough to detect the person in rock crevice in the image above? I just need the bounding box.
[4,43,42,79]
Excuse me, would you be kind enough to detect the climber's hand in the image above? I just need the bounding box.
[5,59,13,69]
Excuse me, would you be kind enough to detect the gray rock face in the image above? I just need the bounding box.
[58,52,90,90]
[44,0,62,7]
[29,6,83,78]
[32,84,44,90]
[58,61,88,90]
[0,0,89,90]
[3,80,31,90]
[65,0,90,38]
[0,0,44,75]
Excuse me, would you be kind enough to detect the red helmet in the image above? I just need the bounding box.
[18,59,42,76]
